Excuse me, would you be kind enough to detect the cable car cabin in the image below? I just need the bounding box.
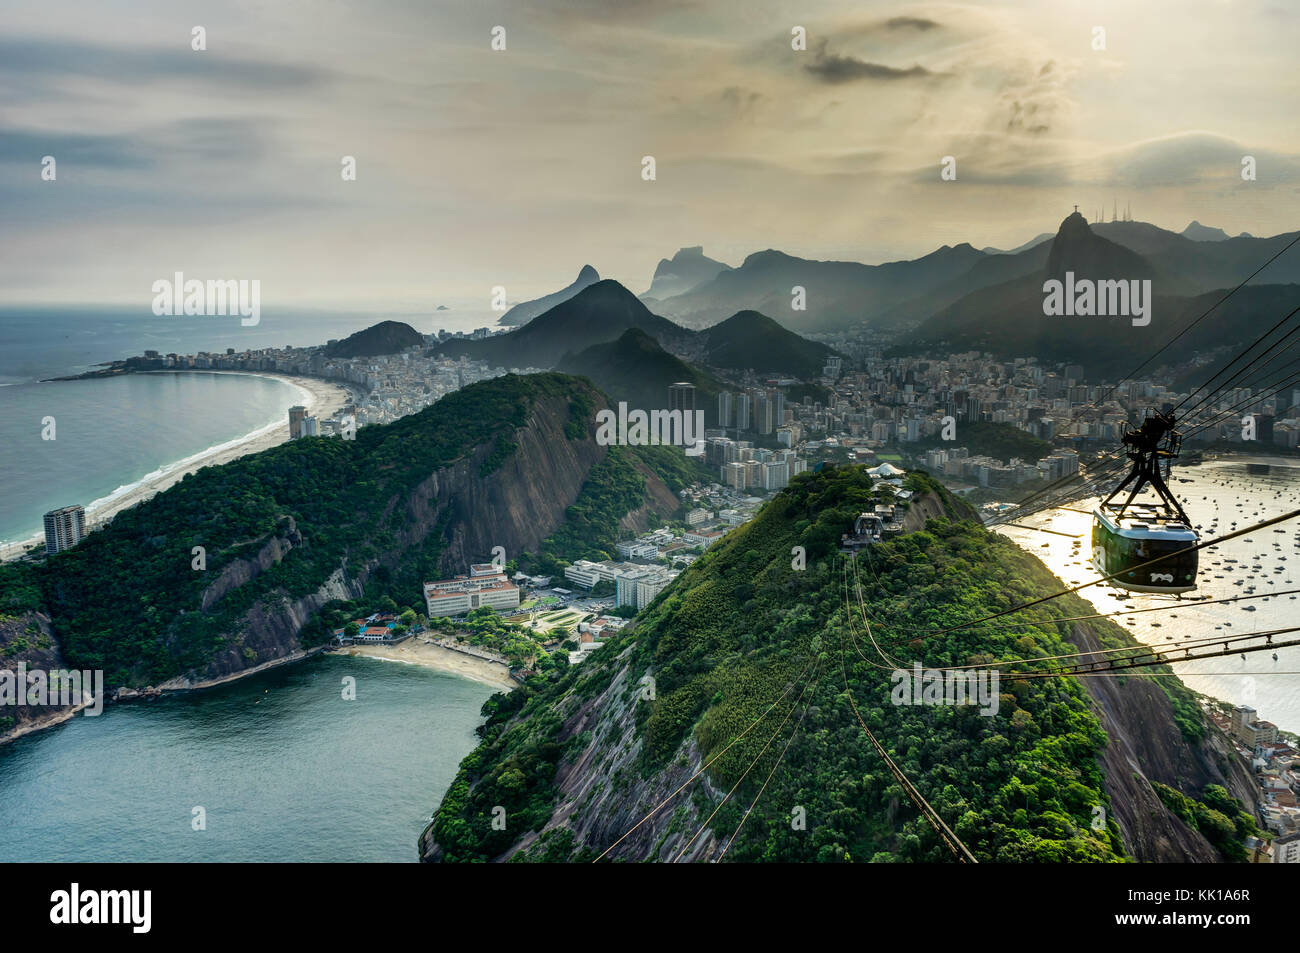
[1091,506,1198,594]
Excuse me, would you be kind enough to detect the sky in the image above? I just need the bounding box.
[2,0,1298,312]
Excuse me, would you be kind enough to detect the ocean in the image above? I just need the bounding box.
[0,305,502,862]
[0,655,493,862]
[0,304,495,546]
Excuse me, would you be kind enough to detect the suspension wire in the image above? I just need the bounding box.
[673,655,823,862]
[838,587,976,862]
[592,651,818,862]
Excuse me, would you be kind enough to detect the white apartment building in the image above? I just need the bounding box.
[424,571,520,617]
[616,568,670,611]
[564,559,604,588]
[1273,832,1300,863]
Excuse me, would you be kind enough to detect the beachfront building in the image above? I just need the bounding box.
[424,569,520,618]
[43,504,86,554]
[288,405,307,439]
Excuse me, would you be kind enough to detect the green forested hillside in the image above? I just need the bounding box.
[910,421,1054,464]
[428,465,1218,863]
[0,374,605,687]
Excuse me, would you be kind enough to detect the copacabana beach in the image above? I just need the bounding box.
[0,370,354,559]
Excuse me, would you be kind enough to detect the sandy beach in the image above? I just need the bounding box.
[335,639,517,692]
[2,371,356,561]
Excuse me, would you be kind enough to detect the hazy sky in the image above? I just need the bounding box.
[2,0,1297,311]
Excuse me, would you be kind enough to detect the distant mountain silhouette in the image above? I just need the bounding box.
[699,310,840,378]
[642,246,732,300]
[324,320,424,358]
[649,244,988,332]
[441,279,691,369]
[497,265,600,326]
[900,212,1300,377]
[1181,221,1231,242]
[1095,220,1300,290]
[557,327,724,423]
[980,233,1054,255]
[1045,211,1156,281]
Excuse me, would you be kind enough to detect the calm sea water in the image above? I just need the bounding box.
[0,656,494,862]
[0,304,493,546]
[0,305,492,386]
[1001,458,1300,733]
[0,306,504,864]
[0,372,306,545]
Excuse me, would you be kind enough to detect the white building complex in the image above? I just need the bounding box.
[424,565,520,617]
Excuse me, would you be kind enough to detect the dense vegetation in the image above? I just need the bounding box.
[0,374,605,687]
[700,309,840,378]
[910,421,1054,464]
[516,445,710,576]
[323,320,424,358]
[429,465,1215,862]
[1151,782,1261,861]
[556,328,725,426]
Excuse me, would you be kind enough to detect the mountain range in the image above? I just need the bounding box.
[898,212,1300,377]
[642,246,732,300]
[440,279,840,382]
[501,215,1297,345]
[496,265,601,327]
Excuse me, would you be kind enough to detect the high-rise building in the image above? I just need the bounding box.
[44,504,85,554]
[668,382,696,415]
[736,393,752,432]
[288,405,307,439]
[756,393,775,435]
[301,416,320,437]
[717,391,734,428]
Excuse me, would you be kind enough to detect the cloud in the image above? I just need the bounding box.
[886,16,940,31]
[719,86,763,117]
[0,128,155,169]
[0,36,331,92]
[804,40,937,83]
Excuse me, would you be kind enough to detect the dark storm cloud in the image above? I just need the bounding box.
[886,17,940,31]
[804,44,934,83]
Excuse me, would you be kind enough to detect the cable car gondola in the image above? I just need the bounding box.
[1091,409,1199,594]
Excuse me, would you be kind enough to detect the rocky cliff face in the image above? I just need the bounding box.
[1065,619,1260,862]
[161,393,676,688]
[0,611,83,742]
[419,639,721,863]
